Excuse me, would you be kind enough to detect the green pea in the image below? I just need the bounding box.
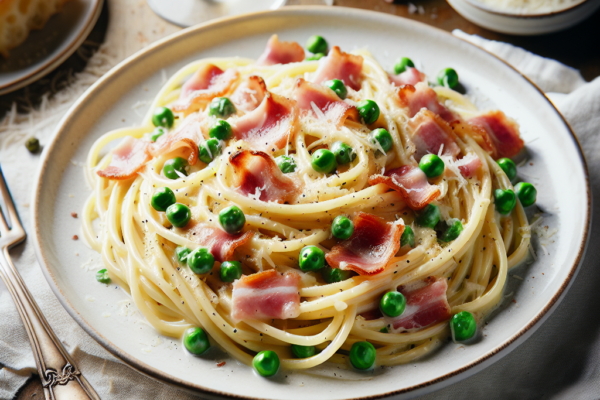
[198,138,222,164]
[218,205,246,234]
[306,53,325,61]
[379,326,389,333]
[416,204,441,229]
[299,245,325,272]
[331,215,354,240]
[220,261,242,283]
[439,218,463,242]
[451,311,477,342]
[419,154,445,178]
[152,106,174,128]
[208,97,236,118]
[163,157,188,180]
[321,266,353,284]
[325,79,348,100]
[183,327,210,355]
[494,188,516,215]
[379,291,406,318]
[437,68,459,89]
[166,203,191,228]
[275,155,297,174]
[150,127,166,142]
[208,120,232,140]
[306,35,328,54]
[497,158,517,181]
[393,57,415,75]
[349,341,376,370]
[25,137,40,153]
[400,226,415,248]
[311,149,337,174]
[515,182,537,207]
[370,128,393,153]
[291,344,316,358]
[331,141,356,165]
[96,269,111,284]
[357,100,380,125]
[187,247,214,274]
[175,246,191,263]
[151,186,176,212]
[253,350,280,377]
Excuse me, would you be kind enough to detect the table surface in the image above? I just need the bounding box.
[8,0,600,398]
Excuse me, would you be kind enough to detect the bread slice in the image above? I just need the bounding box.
[0,0,71,58]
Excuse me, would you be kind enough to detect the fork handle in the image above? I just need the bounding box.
[0,248,100,400]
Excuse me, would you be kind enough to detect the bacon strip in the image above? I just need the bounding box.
[187,223,254,263]
[229,150,302,204]
[97,136,151,180]
[230,75,268,113]
[149,113,202,165]
[256,35,305,66]
[389,68,426,87]
[173,64,239,113]
[325,212,404,276]
[408,109,461,161]
[293,78,359,128]
[468,111,524,159]
[232,270,301,321]
[368,166,440,211]
[312,46,363,91]
[386,278,451,332]
[455,153,482,178]
[232,92,298,153]
[397,82,458,123]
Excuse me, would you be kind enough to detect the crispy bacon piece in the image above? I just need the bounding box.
[293,78,359,128]
[232,270,301,321]
[232,92,298,152]
[230,75,268,113]
[312,46,363,91]
[451,121,497,159]
[188,223,254,263]
[468,111,524,159]
[97,136,151,180]
[389,68,426,87]
[173,64,239,113]
[229,150,302,203]
[325,212,404,276]
[368,166,440,211]
[149,113,202,165]
[256,35,305,66]
[386,278,451,332]
[408,109,461,161]
[397,82,458,123]
[455,153,482,178]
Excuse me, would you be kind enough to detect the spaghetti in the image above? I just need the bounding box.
[82,34,534,374]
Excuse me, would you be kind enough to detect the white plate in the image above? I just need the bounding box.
[0,0,104,95]
[446,0,600,35]
[32,7,590,399]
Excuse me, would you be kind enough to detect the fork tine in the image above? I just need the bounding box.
[0,165,23,235]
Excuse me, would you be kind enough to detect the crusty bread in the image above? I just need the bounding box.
[0,0,71,57]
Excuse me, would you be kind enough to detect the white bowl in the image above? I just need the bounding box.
[447,0,600,35]
[32,6,590,399]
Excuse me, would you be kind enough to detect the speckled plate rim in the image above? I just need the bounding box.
[0,0,104,96]
[31,6,591,399]
[463,0,598,18]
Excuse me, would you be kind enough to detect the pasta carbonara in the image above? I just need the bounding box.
[82,34,537,376]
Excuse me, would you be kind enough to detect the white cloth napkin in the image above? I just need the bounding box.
[1,22,599,399]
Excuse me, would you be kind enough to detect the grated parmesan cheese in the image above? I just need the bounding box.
[473,0,584,14]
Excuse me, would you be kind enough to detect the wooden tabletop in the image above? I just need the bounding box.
[9,0,599,398]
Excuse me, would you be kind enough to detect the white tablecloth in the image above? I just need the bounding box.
[1,3,599,398]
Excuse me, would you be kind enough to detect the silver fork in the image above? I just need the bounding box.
[0,165,100,400]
